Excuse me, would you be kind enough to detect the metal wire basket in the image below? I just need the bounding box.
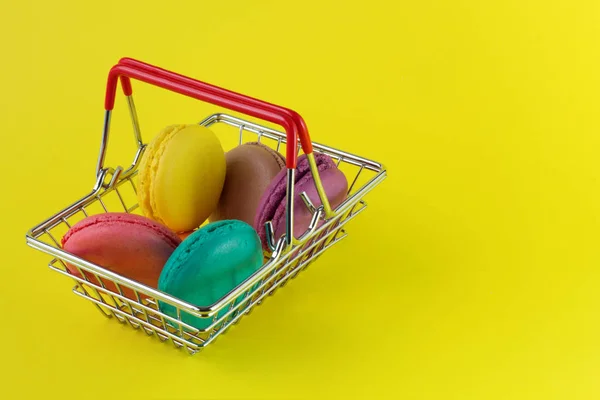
[25,58,387,355]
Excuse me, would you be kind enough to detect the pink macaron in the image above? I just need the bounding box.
[61,212,181,299]
[254,153,349,250]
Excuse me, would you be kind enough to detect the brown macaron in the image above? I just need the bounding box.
[209,142,285,226]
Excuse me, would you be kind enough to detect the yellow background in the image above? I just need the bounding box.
[2,0,600,399]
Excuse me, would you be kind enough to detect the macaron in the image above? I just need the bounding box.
[61,213,182,300]
[158,220,264,330]
[138,124,226,233]
[254,153,349,250]
[209,142,285,226]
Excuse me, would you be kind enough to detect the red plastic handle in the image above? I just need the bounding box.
[105,60,312,168]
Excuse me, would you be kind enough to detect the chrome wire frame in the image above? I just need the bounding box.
[25,112,387,355]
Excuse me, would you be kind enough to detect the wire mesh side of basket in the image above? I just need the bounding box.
[26,113,387,355]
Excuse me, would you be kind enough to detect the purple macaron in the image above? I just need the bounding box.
[254,153,349,250]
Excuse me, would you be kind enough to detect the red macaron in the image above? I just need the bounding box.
[61,212,181,300]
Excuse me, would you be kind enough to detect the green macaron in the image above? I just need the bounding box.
[157,220,264,330]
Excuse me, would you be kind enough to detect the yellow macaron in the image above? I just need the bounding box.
[137,124,226,233]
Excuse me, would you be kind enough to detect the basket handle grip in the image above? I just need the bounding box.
[105,61,312,169]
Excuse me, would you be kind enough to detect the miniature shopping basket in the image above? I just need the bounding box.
[25,58,387,355]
